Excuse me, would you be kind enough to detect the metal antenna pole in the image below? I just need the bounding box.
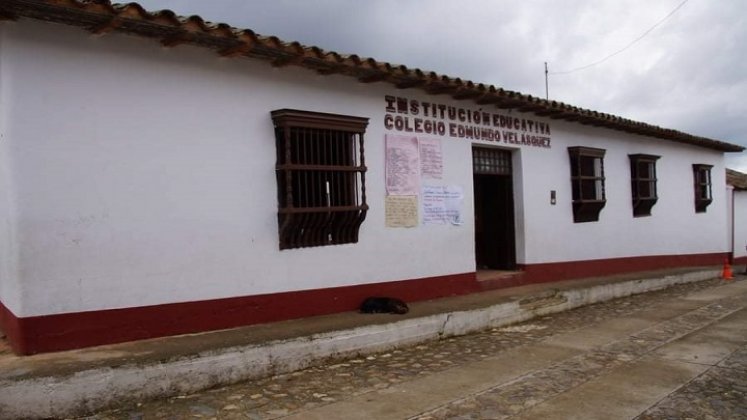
[544,62,549,100]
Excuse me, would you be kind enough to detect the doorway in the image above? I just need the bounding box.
[473,147,516,270]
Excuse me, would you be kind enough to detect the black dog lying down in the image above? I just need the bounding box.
[360,297,409,314]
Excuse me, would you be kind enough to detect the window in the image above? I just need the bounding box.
[272,109,368,249]
[629,154,660,217]
[568,147,606,223]
[473,147,512,175]
[692,164,713,213]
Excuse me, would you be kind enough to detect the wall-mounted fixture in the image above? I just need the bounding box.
[551,190,556,205]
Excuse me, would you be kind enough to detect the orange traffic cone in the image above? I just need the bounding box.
[721,259,734,280]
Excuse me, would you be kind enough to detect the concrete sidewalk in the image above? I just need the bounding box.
[0,266,737,418]
[288,277,747,419]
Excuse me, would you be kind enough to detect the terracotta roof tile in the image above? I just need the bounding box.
[1,0,744,153]
[727,169,747,190]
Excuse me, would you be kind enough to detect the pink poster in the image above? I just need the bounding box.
[386,134,420,195]
[419,137,443,179]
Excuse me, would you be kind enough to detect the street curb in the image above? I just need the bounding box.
[0,269,722,418]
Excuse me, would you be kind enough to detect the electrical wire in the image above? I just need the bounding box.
[550,0,689,75]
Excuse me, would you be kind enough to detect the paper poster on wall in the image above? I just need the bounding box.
[422,185,464,225]
[385,195,418,228]
[419,137,443,179]
[385,134,420,195]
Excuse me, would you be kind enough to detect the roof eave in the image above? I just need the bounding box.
[1,0,744,153]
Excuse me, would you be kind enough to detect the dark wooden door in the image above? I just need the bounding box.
[473,148,516,270]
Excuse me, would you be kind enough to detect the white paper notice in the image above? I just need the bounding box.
[386,135,420,195]
[419,138,443,179]
[422,185,464,225]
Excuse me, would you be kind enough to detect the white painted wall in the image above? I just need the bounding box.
[4,21,478,317]
[1,20,734,317]
[734,190,747,260]
[508,120,728,264]
[0,25,21,316]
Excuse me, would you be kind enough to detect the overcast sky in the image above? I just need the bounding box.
[134,0,747,171]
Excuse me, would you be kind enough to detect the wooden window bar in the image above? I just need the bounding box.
[692,164,713,213]
[629,154,660,217]
[272,109,369,249]
[568,147,607,223]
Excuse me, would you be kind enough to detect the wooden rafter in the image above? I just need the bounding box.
[452,89,482,100]
[0,10,18,21]
[271,55,302,67]
[358,72,388,83]
[88,18,121,35]
[160,32,192,47]
[218,42,254,58]
[394,78,424,89]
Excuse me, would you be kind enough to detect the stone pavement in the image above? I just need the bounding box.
[72,274,747,420]
[2,267,722,419]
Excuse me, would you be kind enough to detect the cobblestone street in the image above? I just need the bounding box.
[74,277,747,420]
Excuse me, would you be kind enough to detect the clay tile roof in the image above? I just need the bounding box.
[1,0,744,153]
[727,169,747,190]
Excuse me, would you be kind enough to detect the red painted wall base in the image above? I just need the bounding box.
[0,252,728,355]
[517,252,727,285]
[0,273,480,355]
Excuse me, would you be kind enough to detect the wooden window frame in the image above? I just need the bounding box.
[692,164,713,213]
[568,146,606,223]
[629,154,660,217]
[272,109,369,249]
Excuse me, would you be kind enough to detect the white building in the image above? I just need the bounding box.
[728,169,747,266]
[0,0,743,354]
